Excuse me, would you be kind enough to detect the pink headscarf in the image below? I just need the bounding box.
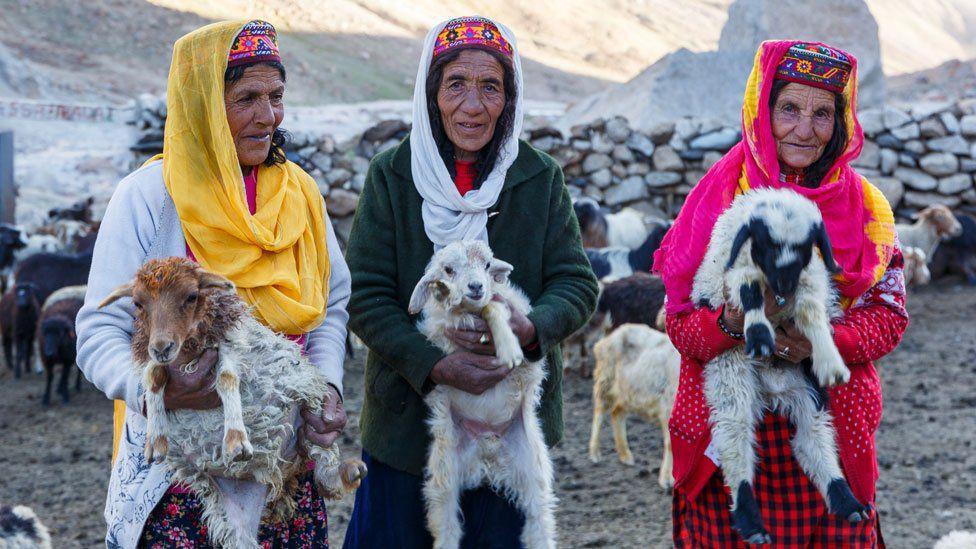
[653,40,895,314]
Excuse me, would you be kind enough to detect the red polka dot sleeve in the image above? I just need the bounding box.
[665,305,741,364]
[832,247,909,366]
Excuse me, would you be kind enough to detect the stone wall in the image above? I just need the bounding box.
[131,94,976,243]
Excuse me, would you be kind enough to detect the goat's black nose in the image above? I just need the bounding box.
[468,282,483,293]
[152,341,176,361]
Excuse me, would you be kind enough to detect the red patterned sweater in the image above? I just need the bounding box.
[665,248,909,503]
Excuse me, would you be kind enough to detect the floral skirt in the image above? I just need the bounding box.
[673,413,882,548]
[140,472,329,548]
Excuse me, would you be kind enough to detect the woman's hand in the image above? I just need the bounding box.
[162,348,221,411]
[445,296,537,355]
[300,385,346,448]
[774,321,814,364]
[429,351,511,395]
[721,286,789,333]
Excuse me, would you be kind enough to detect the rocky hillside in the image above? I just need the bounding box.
[1,0,972,107]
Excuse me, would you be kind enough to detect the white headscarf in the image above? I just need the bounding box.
[410,16,525,249]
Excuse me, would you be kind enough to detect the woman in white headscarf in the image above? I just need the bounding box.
[343,15,598,547]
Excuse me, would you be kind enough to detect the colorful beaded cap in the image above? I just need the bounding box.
[433,16,513,60]
[776,43,852,93]
[228,20,280,68]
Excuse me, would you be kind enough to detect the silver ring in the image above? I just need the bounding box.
[782,346,790,357]
[479,333,490,345]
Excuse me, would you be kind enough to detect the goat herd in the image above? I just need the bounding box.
[0,198,98,406]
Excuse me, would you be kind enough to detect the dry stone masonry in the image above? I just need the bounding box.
[131,95,976,244]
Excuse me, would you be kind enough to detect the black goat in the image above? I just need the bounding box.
[930,213,976,285]
[13,251,92,304]
[1,283,41,379]
[597,273,667,331]
[48,196,94,223]
[585,221,669,280]
[0,224,27,294]
[37,297,84,405]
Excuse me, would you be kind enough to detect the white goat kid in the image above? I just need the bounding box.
[408,241,556,549]
[100,258,365,549]
[691,188,869,544]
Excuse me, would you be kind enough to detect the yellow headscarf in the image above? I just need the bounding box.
[112,21,330,464]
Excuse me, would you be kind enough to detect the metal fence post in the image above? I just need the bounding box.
[0,131,14,224]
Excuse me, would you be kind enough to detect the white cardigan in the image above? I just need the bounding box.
[75,160,351,548]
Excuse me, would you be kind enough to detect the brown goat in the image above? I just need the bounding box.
[100,257,365,547]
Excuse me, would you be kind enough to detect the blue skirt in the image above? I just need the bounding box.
[342,452,526,549]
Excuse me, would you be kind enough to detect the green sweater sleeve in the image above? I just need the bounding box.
[346,161,446,396]
[525,162,600,361]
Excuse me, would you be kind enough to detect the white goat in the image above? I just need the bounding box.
[574,197,649,250]
[934,530,976,549]
[691,188,869,545]
[0,505,52,549]
[100,258,365,549]
[588,324,678,491]
[408,240,556,549]
[896,204,962,260]
[902,246,931,287]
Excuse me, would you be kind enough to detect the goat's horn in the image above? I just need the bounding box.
[98,282,135,309]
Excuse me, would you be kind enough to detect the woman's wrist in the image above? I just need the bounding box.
[717,306,745,340]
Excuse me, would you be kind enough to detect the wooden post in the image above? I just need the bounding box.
[0,131,13,224]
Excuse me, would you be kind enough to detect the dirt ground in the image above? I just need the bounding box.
[1,281,973,548]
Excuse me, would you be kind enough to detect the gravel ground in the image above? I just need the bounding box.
[1,281,973,548]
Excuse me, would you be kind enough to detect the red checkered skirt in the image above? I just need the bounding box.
[673,413,882,548]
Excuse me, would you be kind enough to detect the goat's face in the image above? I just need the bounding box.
[99,258,235,365]
[40,318,74,360]
[14,284,36,308]
[727,205,839,299]
[0,225,27,257]
[408,241,513,314]
[919,205,963,240]
[573,198,601,230]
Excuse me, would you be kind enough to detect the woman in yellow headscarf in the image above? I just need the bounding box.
[75,20,351,547]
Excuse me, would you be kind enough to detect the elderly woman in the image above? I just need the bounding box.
[654,41,908,547]
[76,21,350,547]
[342,15,598,548]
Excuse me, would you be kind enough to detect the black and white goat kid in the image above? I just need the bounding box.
[691,188,869,544]
[408,241,556,549]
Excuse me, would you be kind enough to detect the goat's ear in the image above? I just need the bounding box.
[197,271,235,292]
[98,282,134,308]
[813,223,841,273]
[726,223,753,269]
[489,259,514,284]
[408,271,437,314]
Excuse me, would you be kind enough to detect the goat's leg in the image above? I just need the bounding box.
[74,362,82,392]
[780,381,870,523]
[424,395,464,549]
[4,339,16,378]
[727,268,774,359]
[308,441,367,499]
[143,362,170,463]
[587,382,606,463]
[213,357,252,463]
[610,406,635,466]
[482,301,523,369]
[42,364,53,406]
[58,360,70,403]
[505,422,557,549]
[794,269,849,387]
[703,352,769,544]
[657,404,674,492]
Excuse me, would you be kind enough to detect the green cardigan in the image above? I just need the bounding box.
[346,136,599,475]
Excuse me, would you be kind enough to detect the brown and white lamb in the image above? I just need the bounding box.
[896,204,962,260]
[99,257,365,549]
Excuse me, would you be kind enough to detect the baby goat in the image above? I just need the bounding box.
[588,324,678,491]
[100,258,365,549]
[408,241,556,549]
[690,188,869,544]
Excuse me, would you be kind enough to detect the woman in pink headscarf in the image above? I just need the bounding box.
[654,40,908,547]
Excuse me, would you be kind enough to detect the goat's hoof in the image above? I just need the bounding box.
[816,363,851,388]
[340,459,368,490]
[744,532,772,545]
[827,479,870,523]
[145,436,168,463]
[222,429,253,463]
[588,451,601,464]
[619,454,635,466]
[744,325,774,358]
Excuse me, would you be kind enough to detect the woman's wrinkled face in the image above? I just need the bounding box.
[224,64,285,168]
[771,82,836,172]
[436,49,507,162]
